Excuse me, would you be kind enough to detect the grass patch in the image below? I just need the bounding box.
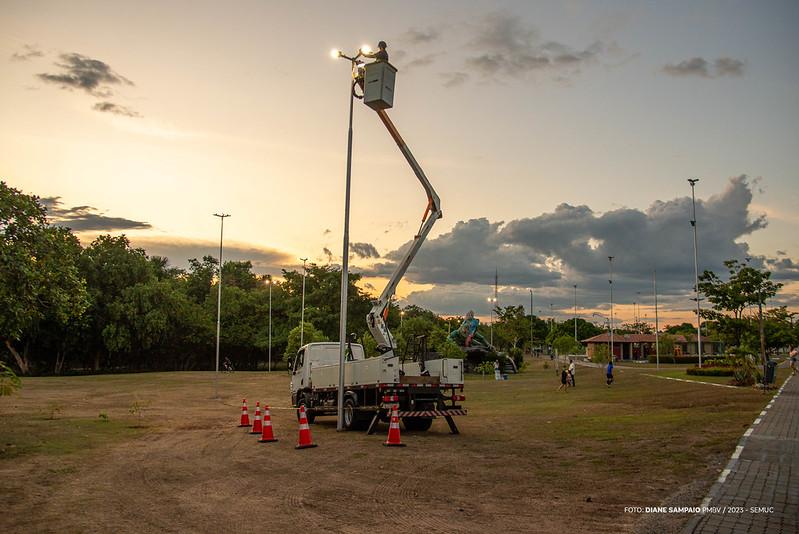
[0,415,144,461]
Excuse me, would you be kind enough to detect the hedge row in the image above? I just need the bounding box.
[686,367,735,377]
[648,355,701,364]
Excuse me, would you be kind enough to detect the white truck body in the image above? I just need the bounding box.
[290,342,463,395]
[290,342,466,433]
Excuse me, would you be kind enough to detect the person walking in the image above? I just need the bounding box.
[494,359,501,381]
[568,359,576,387]
[557,367,569,391]
[606,359,614,386]
[790,348,797,376]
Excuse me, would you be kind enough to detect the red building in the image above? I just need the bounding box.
[582,333,724,361]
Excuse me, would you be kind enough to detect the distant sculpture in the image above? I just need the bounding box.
[448,310,491,349]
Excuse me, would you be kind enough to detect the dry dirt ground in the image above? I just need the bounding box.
[0,362,781,533]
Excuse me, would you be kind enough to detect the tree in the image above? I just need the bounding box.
[283,322,328,362]
[699,260,782,351]
[552,335,581,356]
[0,182,88,373]
[185,256,217,304]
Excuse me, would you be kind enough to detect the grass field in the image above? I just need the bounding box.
[0,360,786,533]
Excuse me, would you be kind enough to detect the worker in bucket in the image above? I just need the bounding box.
[360,40,389,62]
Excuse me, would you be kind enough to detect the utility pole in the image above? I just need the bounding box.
[487,296,497,346]
[609,256,614,361]
[654,270,660,369]
[688,178,703,367]
[213,212,230,399]
[300,257,308,347]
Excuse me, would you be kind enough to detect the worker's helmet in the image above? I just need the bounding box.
[378,41,387,49]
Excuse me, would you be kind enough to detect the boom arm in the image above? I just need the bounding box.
[367,109,442,354]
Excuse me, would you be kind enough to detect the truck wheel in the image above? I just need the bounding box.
[402,417,433,431]
[296,394,315,424]
[342,397,358,431]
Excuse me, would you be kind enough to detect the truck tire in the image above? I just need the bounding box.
[296,394,315,424]
[342,397,358,431]
[402,417,433,431]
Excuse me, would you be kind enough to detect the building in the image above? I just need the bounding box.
[581,333,724,361]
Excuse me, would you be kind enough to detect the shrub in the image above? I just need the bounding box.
[686,367,734,377]
[732,355,762,387]
[592,344,611,363]
[474,361,494,377]
[648,355,701,364]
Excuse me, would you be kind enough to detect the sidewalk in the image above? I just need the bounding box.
[683,373,798,533]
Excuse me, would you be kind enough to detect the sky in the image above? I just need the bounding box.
[2,0,798,327]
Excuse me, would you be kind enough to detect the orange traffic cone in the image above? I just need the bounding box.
[258,405,278,443]
[238,399,251,427]
[250,402,263,434]
[383,407,406,447]
[295,405,317,449]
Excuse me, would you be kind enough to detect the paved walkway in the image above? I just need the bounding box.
[683,373,798,534]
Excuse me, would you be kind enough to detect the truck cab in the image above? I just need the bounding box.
[290,342,365,406]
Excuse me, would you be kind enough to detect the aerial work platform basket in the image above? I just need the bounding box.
[363,62,397,111]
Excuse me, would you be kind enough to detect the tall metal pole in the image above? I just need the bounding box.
[487,296,496,346]
[573,284,578,342]
[300,257,308,348]
[688,179,703,367]
[337,76,355,432]
[267,275,272,372]
[529,289,534,354]
[609,256,614,361]
[213,212,230,399]
[654,270,660,369]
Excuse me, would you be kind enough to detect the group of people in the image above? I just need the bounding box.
[557,359,578,391]
[557,358,615,390]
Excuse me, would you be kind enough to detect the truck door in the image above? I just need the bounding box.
[290,348,305,396]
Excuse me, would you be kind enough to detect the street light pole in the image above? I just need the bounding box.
[654,270,660,370]
[487,296,497,346]
[529,289,534,355]
[334,52,357,431]
[688,178,703,367]
[609,256,614,361]
[266,275,272,372]
[573,284,578,342]
[300,257,308,347]
[213,212,230,399]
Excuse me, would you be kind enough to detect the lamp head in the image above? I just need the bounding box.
[330,48,341,59]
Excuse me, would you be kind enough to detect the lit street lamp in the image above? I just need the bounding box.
[332,46,359,432]
[213,212,230,399]
[688,178,703,367]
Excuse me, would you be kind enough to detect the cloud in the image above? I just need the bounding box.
[463,13,605,80]
[403,27,441,44]
[37,53,133,97]
[441,72,469,88]
[662,56,744,78]
[129,237,294,275]
[323,228,332,235]
[349,242,380,259]
[404,53,438,71]
[10,44,43,62]
[714,57,744,76]
[371,176,797,315]
[322,247,334,263]
[93,101,141,118]
[42,196,151,231]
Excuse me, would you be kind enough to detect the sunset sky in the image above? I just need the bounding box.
[2,1,798,326]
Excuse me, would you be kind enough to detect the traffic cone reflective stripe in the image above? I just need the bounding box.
[295,406,317,449]
[239,399,251,427]
[258,405,278,443]
[383,407,406,447]
[250,402,263,434]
